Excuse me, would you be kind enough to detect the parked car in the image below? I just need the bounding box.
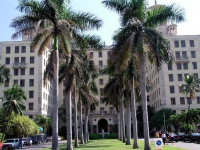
[0,141,3,150]
[168,133,179,142]
[2,138,19,150]
[22,137,32,146]
[183,133,200,142]
[46,136,52,142]
[30,135,42,144]
[177,132,185,141]
[58,136,61,141]
[41,134,47,143]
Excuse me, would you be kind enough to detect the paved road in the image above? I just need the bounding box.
[149,138,200,150]
[20,140,67,150]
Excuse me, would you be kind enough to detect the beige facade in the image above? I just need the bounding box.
[147,35,200,114]
[0,40,53,118]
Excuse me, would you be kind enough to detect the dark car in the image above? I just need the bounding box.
[46,136,52,142]
[31,135,42,144]
[41,134,47,143]
[168,133,179,142]
[183,133,200,142]
[177,132,185,141]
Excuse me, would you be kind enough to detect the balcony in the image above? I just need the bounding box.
[95,65,107,69]
[13,62,27,68]
[90,110,116,115]
[175,57,189,62]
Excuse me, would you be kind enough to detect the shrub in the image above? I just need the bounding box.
[104,133,118,139]
[89,134,102,140]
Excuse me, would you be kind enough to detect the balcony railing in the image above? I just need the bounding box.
[175,57,189,62]
[13,62,27,68]
[90,110,116,114]
[95,65,107,69]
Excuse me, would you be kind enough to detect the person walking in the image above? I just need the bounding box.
[162,132,166,145]
[19,137,23,149]
[171,132,175,145]
[155,131,159,138]
[165,132,169,145]
[26,137,30,148]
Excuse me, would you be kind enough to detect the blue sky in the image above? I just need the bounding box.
[0,0,199,45]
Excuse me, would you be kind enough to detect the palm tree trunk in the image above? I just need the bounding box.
[139,54,151,150]
[73,87,79,147]
[125,96,131,145]
[79,100,84,144]
[52,50,59,150]
[84,104,89,143]
[130,79,139,148]
[188,99,191,111]
[121,99,126,143]
[117,111,121,141]
[66,89,73,150]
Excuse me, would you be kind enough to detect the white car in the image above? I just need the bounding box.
[58,136,61,141]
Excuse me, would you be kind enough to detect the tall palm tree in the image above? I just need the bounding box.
[1,85,26,141]
[102,1,185,149]
[0,64,10,85]
[180,75,200,110]
[11,0,102,149]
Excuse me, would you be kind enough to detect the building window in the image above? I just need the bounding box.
[20,79,25,87]
[176,63,182,70]
[14,69,19,76]
[107,51,111,57]
[197,97,200,104]
[30,68,34,75]
[100,107,104,113]
[182,51,187,58]
[21,57,26,63]
[171,97,176,105]
[192,62,197,69]
[169,86,175,93]
[100,98,103,104]
[195,85,200,92]
[179,86,183,93]
[193,73,198,80]
[29,91,34,98]
[175,51,180,58]
[180,97,185,104]
[99,79,103,85]
[20,68,25,75]
[181,40,186,47]
[14,57,19,63]
[168,74,173,82]
[13,79,18,85]
[187,97,192,104]
[190,40,195,47]
[21,46,26,53]
[89,52,93,58]
[174,41,179,48]
[99,52,102,57]
[191,51,196,58]
[100,88,103,95]
[183,63,188,70]
[29,102,34,110]
[6,47,11,54]
[30,56,34,64]
[99,70,103,75]
[178,74,183,81]
[4,80,9,87]
[29,79,34,86]
[5,57,10,64]
[15,46,19,53]
[30,47,34,53]
[99,61,103,66]
[168,63,173,70]
[184,74,189,79]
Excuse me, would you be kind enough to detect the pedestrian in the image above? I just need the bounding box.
[162,132,166,145]
[26,137,30,148]
[171,132,175,145]
[155,131,159,138]
[159,131,162,138]
[19,137,23,149]
[165,131,169,145]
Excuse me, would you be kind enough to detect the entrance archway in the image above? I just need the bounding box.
[98,118,108,133]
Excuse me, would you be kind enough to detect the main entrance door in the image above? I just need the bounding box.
[98,119,108,133]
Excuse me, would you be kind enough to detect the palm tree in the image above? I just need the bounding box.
[180,75,200,110]
[1,85,26,141]
[0,64,10,85]
[11,0,102,149]
[102,1,185,149]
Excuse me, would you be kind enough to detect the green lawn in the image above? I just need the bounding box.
[42,139,186,150]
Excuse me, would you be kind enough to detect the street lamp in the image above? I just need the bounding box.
[163,113,166,132]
